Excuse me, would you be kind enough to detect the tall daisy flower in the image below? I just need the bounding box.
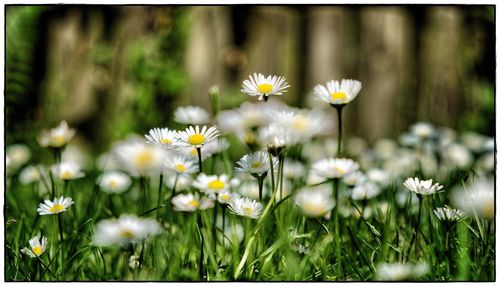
[311,158,359,182]
[37,196,74,215]
[313,79,362,106]
[228,197,263,219]
[51,161,85,181]
[241,73,290,102]
[93,214,161,246]
[175,125,220,149]
[403,177,444,196]
[112,138,165,177]
[235,151,277,178]
[145,127,177,147]
[433,206,464,222]
[171,193,214,212]
[294,186,335,218]
[313,79,362,157]
[351,181,381,201]
[98,171,132,194]
[19,165,42,185]
[193,173,232,194]
[21,236,48,258]
[164,155,198,176]
[38,120,76,149]
[174,106,210,125]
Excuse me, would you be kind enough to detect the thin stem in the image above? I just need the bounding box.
[197,212,205,280]
[406,195,423,260]
[257,176,264,202]
[279,155,285,201]
[212,201,218,265]
[196,147,203,173]
[57,213,64,241]
[139,176,146,214]
[332,179,343,280]
[334,105,344,157]
[222,205,226,247]
[156,173,164,221]
[268,153,275,199]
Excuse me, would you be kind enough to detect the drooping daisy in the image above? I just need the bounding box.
[171,193,214,212]
[163,154,198,175]
[37,196,74,215]
[235,151,277,178]
[193,173,232,194]
[228,197,263,219]
[241,73,290,101]
[311,158,360,181]
[173,106,210,125]
[98,171,132,194]
[294,186,335,218]
[403,177,444,196]
[175,125,220,149]
[433,206,465,222]
[93,214,161,246]
[145,127,177,147]
[21,236,48,258]
[112,138,165,177]
[313,79,362,106]
[19,165,42,185]
[260,126,288,157]
[38,120,76,148]
[51,161,85,181]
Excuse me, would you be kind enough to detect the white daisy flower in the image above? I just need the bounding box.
[215,190,239,205]
[112,138,165,177]
[93,214,161,246]
[171,193,214,212]
[351,181,381,201]
[174,105,210,125]
[98,171,132,194]
[343,171,367,187]
[434,206,465,222]
[272,109,331,145]
[163,154,197,175]
[21,236,48,258]
[19,165,42,185]
[6,144,31,170]
[410,122,435,140]
[193,173,232,194]
[51,161,85,181]
[294,186,335,218]
[442,143,473,169]
[164,172,193,191]
[453,177,493,220]
[366,168,391,187]
[403,177,444,196]
[235,151,277,178]
[38,120,76,148]
[145,127,177,147]
[313,79,362,106]
[216,102,267,134]
[311,158,360,181]
[37,196,74,215]
[228,197,263,219]
[175,125,219,149]
[241,73,290,101]
[376,263,429,281]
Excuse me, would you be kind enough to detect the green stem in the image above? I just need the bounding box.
[212,201,218,265]
[196,147,203,173]
[332,179,343,280]
[406,195,423,260]
[57,213,64,242]
[140,176,146,214]
[268,153,275,200]
[334,105,344,158]
[156,173,164,221]
[197,212,205,280]
[279,155,285,201]
[257,175,264,202]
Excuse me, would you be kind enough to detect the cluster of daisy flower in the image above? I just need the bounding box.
[6,72,494,282]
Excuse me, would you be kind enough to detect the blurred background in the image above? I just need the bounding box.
[6,5,495,155]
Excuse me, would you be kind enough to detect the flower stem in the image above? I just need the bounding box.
[156,173,164,221]
[196,212,205,280]
[334,105,344,158]
[268,153,275,200]
[212,201,218,266]
[57,213,64,241]
[331,179,343,280]
[139,176,146,214]
[406,195,423,260]
[278,155,285,201]
[257,176,264,202]
[196,147,203,173]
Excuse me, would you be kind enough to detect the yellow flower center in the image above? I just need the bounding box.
[220,194,230,201]
[257,83,273,94]
[109,179,118,189]
[302,202,325,216]
[250,162,262,169]
[190,148,198,156]
[244,131,256,144]
[61,171,73,180]
[243,207,253,215]
[334,166,346,175]
[49,203,64,213]
[330,92,348,101]
[188,134,205,145]
[292,117,308,131]
[175,164,186,172]
[135,150,153,168]
[188,199,200,208]
[120,229,136,239]
[208,179,225,190]
[52,135,66,147]
[160,138,172,144]
[32,246,43,256]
